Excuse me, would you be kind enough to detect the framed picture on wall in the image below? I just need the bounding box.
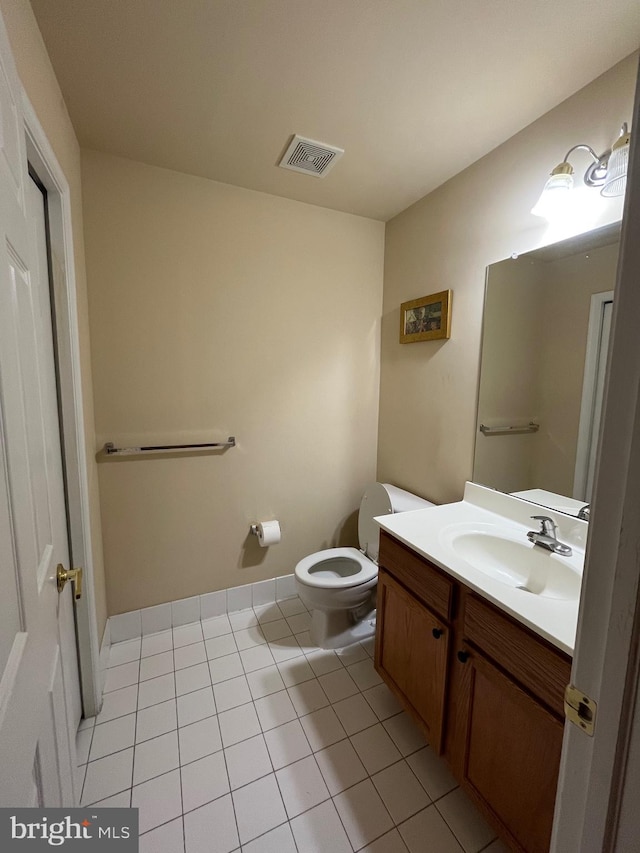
[399,290,452,343]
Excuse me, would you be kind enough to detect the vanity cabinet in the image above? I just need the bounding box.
[453,641,564,853]
[376,569,450,753]
[375,531,571,853]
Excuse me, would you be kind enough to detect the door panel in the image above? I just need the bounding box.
[0,436,21,675]
[376,570,449,752]
[461,647,564,853]
[28,177,82,733]
[9,244,58,586]
[0,8,78,807]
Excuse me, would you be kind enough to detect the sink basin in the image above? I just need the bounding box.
[440,524,582,600]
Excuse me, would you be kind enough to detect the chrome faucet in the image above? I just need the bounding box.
[527,516,573,556]
[577,504,590,521]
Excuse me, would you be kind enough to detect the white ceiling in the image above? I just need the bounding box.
[31,0,640,221]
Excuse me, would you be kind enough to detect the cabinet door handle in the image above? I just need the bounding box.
[457,650,470,664]
[432,628,444,639]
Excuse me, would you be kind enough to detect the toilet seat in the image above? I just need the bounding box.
[295,547,377,590]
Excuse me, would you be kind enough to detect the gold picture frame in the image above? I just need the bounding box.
[399,290,452,343]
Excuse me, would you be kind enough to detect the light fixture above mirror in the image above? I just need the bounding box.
[532,124,631,218]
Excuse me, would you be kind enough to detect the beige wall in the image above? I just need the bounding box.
[82,151,384,615]
[0,0,108,638]
[378,54,637,505]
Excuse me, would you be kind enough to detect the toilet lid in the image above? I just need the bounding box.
[358,483,393,562]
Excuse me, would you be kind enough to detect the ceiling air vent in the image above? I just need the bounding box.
[278,135,344,178]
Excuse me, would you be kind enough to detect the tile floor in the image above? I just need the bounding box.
[76,597,509,853]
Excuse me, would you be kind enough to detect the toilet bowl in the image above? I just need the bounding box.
[294,483,433,649]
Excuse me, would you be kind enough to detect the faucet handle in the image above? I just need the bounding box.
[531,515,557,537]
[578,504,590,521]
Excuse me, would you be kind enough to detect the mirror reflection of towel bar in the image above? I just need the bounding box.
[102,436,236,456]
[479,423,539,436]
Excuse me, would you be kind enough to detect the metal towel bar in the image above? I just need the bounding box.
[102,436,236,456]
[479,423,539,436]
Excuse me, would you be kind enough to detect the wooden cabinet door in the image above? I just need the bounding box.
[457,644,564,853]
[375,569,449,752]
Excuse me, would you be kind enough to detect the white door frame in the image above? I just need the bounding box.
[573,289,614,501]
[21,92,102,720]
[551,60,640,851]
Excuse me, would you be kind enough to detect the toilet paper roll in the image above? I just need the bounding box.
[256,520,281,547]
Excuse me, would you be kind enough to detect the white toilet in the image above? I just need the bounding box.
[294,483,433,649]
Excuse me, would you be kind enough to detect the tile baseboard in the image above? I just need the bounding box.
[108,574,298,643]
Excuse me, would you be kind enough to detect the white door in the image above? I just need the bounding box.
[550,64,640,850]
[28,173,83,737]
[0,13,80,807]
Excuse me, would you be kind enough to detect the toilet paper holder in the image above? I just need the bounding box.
[249,520,282,547]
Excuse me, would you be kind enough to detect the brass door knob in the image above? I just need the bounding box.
[56,564,83,600]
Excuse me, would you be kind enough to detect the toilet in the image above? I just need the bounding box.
[294,483,433,649]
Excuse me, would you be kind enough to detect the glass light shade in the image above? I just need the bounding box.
[531,169,574,218]
[601,129,630,197]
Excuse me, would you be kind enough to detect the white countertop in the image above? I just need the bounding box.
[375,482,587,656]
[511,488,587,517]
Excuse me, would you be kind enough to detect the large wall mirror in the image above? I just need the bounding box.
[473,221,621,516]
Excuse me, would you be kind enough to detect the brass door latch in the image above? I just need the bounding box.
[565,684,597,736]
[56,564,83,600]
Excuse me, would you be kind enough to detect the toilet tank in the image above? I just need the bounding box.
[358,483,433,562]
